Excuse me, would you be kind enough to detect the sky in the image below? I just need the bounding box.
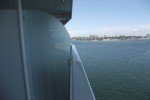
[65,0,150,37]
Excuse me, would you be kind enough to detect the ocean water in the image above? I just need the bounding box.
[72,39,150,100]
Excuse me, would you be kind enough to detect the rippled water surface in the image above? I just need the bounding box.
[73,39,150,100]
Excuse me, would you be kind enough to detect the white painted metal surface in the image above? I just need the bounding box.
[70,44,96,100]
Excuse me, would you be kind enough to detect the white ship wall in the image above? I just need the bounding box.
[0,10,71,100]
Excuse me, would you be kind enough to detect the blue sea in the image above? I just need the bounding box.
[73,39,150,100]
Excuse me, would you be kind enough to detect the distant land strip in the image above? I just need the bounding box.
[72,35,150,41]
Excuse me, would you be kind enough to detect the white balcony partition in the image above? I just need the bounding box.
[70,44,96,100]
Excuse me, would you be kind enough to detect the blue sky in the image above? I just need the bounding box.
[65,0,150,37]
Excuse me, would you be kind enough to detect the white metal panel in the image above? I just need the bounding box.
[70,45,96,100]
[0,10,27,100]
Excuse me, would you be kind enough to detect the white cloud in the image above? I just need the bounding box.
[132,28,138,31]
[67,25,150,37]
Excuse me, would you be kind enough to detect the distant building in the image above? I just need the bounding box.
[146,34,150,37]
[104,35,107,37]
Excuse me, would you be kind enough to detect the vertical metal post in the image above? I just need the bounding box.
[70,45,73,100]
[17,0,31,100]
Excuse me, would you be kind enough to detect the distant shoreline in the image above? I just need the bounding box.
[72,36,150,41]
[72,38,150,41]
